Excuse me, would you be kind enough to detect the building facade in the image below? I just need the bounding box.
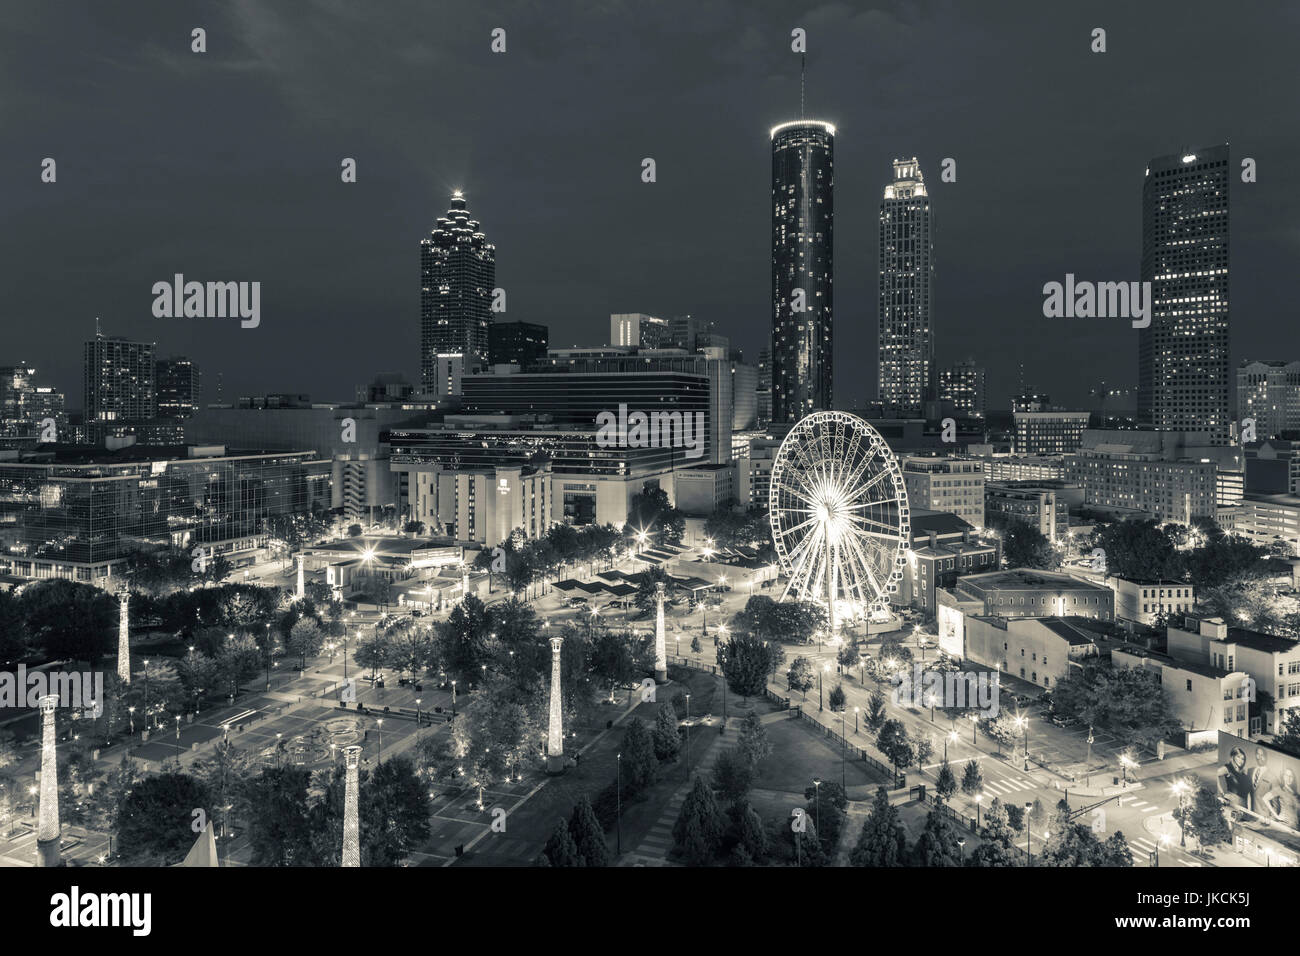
[770,120,834,422]
[1012,410,1090,455]
[878,158,934,418]
[1238,360,1300,440]
[420,192,496,389]
[156,356,200,419]
[1138,146,1231,444]
[901,457,984,528]
[610,313,670,350]
[937,361,985,419]
[985,482,1069,542]
[84,333,156,424]
[489,321,549,368]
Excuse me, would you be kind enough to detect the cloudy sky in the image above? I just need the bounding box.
[3,0,1297,413]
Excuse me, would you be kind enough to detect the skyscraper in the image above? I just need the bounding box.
[84,331,156,423]
[420,192,496,391]
[878,158,934,418]
[1138,145,1230,443]
[937,360,985,419]
[770,120,834,423]
[156,356,201,419]
[490,320,549,367]
[610,313,669,349]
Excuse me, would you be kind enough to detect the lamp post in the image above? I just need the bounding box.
[1085,726,1094,786]
[957,837,965,862]
[1171,779,1190,847]
[174,714,182,760]
[451,680,457,718]
[812,777,822,837]
[377,718,384,763]
[616,752,623,855]
[839,712,847,791]
[684,694,692,781]
[1025,801,1034,865]
[970,712,978,746]
[1014,714,1029,771]
[944,730,957,761]
[853,705,859,734]
[976,793,983,828]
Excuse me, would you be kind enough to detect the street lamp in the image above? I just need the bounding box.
[812,777,822,836]
[377,718,384,763]
[853,705,859,734]
[957,837,966,862]
[451,680,457,717]
[128,706,136,735]
[976,793,983,828]
[1171,779,1190,847]
[969,712,978,746]
[616,752,623,855]
[684,694,692,781]
[1025,801,1034,865]
[945,730,958,761]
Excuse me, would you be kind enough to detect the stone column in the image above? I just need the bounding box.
[654,582,667,682]
[461,570,470,603]
[546,637,565,775]
[36,694,60,867]
[117,585,131,684]
[296,555,305,600]
[342,745,361,867]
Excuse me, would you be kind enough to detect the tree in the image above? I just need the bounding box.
[850,787,908,867]
[1039,805,1112,867]
[286,618,324,669]
[725,800,769,865]
[828,683,847,712]
[1273,708,1300,758]
[541,818,583,867]
[935,760,957,804]
[568,794,609,867]
[961,759,984,798]
[1103,831,1134,867]
[306,757,431,866]
[1001,520,1059,571]
[353,630,395,679]
[736,710,771,768]
[214,633,262,698]
[18,579,116,664]
[672,776,726,865]
[633,564,671,613]
[787,657,815,699]
[1185,782,1232,853]
[722,634,780,698]
[914,735,934,770]
[1094,519,1178,580]
[711,747,754,806]
[970,797,1020,867]
[865,690,888,732]
[911,808,963,866]
[651,704,681,763]
[403,520,425,535]
[348,523,363,537]
[243,765,314,866]
[0,590,27,662]
[115,772,213,865]
[1051,661,1182,747]
[620,717,658,795]
[627,486,685,544]
[877,720,914,785]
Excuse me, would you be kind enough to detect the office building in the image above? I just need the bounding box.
[1012,410,1090,455]
[489,321,549,368]
[420,192,495,389]
[156,357,200,419]
[895,510,999,612]
[1245,440,1300,496]
[901,456,984,528]
[611,313,669,350]
[1106,577,1196,626]
[985,482,1070,542]
[961,616,1101,691]
[1238,360,1300,440]
[878,158,934,417]
[0,364,65,438]
[0,447,330,581]
[1138,146,1231,443]
[84,332,156,424]
[770,120,834,422]
[1111,645,1248,736]
[937,361,985,419]
[1066,429,1243,521]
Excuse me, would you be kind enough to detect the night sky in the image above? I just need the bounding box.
[3,0,1297,413]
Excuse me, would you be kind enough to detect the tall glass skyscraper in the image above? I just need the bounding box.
[420,192,496,391]
[770,120,834,423]
[1138,145,1230,443]
[878,158,934,418]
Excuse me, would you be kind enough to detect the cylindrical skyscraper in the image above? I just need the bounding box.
[770,120,834,424]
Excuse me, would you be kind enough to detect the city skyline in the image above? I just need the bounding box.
[5,1,1298,415]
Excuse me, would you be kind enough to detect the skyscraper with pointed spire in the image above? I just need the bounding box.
[878,158,935,418]
[420,192,496,392]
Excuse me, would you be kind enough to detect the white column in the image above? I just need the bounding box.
[36,694,60,867]
[654,582,667,682]
[117,586,131,684]
[461,571,470,603]
[296,555,305,600]
[342,745,361,867]
[546,637,565,774]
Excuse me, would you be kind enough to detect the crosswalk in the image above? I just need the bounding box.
[981,773,1039,798]
[1130,835,1201,866]
[1116,794,1161,814]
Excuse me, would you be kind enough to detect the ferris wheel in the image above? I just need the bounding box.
[768,411,910,633]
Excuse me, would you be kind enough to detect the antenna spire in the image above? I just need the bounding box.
[800,53,806,119]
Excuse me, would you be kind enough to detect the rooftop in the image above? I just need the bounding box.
[958,568,1111,594]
